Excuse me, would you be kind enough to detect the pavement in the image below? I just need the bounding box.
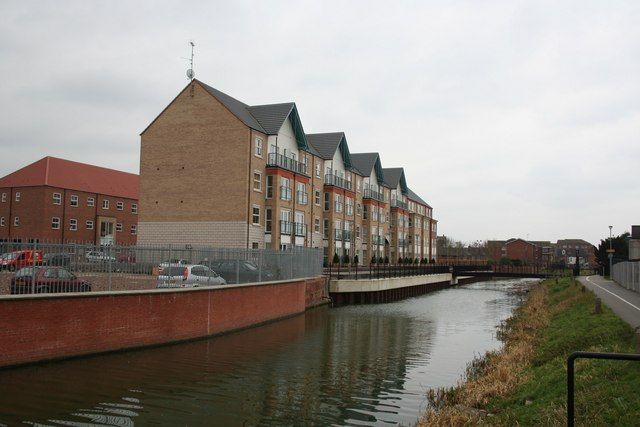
[578,275,640,330]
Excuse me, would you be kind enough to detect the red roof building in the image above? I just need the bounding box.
[0,157,139,245]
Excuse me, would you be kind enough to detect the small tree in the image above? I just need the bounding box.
[398,257,404,265]
[430,258,435,264]
[384,256,390,264]
[404,256,410,264]
[378,256,384,264]
[353,254,359,265]
[371,256,377,264]
[415,257,420,264]
[342,254,350,265]
[332,253,340,265]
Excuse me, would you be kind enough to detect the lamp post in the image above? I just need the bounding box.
[608,225,613,278]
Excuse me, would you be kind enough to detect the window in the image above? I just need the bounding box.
[253,172,262,191]
[131,225,137,235]
[70,195,78,207]
[86,220,94,230]
[323,219,329,238]
[1,193,6,202]
[116,223,123,232]
[14,217,19,226]
[51,217,60,229]
[69,219,77,231]
[314,190,321,206]
[53,193,62,205]
[252,205,260,225]
[324,192,330,211]
[265,208,272,232]
[314,217,320,233]
[266,175,273,198]
[346,197,353,216]
[117,201,124,211]
[131,203,138,214]
[315,164,321,178]
[280,177,291,201]
[255,137,263,157]
[87,197,95,207]
[363,204,368,220]
[334,194,343,213]
[252,242,259,249]
[356,178,361,193]
[15,192,20,202]
[0,217,4,227]
[102,199,109,209]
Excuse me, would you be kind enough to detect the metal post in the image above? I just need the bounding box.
[609,225,613,278]
[31,240,37,294]
[107,244,112,291]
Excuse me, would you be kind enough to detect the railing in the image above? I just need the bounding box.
[267,152,308,175]
[334,229,343,241]
[280,220,293,235]
[280,186,292,201]
[363,188,384,202]
[567,351,640,427]
[326,263,450,280]
[391,199,408,210]
[612,261,640,293]
[324,174,353,191]
[343,230,352,241]
[397,238,407,247]
[296,191,308,205]
[372,235,385,245]
[294,222,306,237]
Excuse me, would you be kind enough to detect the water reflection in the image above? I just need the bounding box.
[0,279,535,426]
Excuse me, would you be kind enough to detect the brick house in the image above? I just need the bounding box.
[138,79,437,262]
[0,156,139,245]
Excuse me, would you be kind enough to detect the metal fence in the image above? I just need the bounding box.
[0,240,323,295]
[612,261,640,293]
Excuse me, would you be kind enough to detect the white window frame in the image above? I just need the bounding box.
[102,199,109,210]
[1,193,6,203]
[131,224,137,235]
[87,197,95,207]
[70,195,79,207]
[252,205,261,225]
[314,217,320,233]
[116,201,124,211]
[265,208,272,232]
[314,190,321,206]
[69,219,77,231]
[315,164,321,178]
[53,193,62,205]
[116,223,123,232]
[0,217,4,227]
[255,137,263,157]
[253,171,262,192]
[86,220,94,230]
[51,217,60,229]
[15,192,21,202]
[14,217,19,226]
[131,203,138,214]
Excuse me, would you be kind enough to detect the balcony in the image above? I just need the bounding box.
[267,152,308,175]
[324,174,352,191]
[294,222,306,237]
[372,235,385,245]
[363,187,384,202]
[397,238,407,247]
[280,186,292,201]
[334,229,343,241]
[343,230,353,241]
[296,191,308,205]
[280,220,293,235]
[391,198,408,210]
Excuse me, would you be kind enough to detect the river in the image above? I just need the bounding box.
[0,278,535,426]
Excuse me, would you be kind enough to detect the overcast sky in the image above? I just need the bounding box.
[1,1,638,245]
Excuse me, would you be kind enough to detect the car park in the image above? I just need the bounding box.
[43,252,72,267]
[200,259,274,284]
[85,251,116,262]
[10,266,92,294]
[156,264,226,288]
[0,250,44,271]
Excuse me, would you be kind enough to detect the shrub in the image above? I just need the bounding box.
[332,253,340,265]
[384,256,390,264]
[353,254,359,265]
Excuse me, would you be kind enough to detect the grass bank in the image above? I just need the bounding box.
[419,277,640,426]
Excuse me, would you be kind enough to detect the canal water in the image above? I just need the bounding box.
[0,279,535,426]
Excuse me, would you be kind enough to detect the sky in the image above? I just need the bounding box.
[1,1,638,246]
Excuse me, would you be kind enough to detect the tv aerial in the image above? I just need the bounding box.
[186,41,195,81]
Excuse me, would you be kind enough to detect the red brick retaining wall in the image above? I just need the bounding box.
[0,276,326,368]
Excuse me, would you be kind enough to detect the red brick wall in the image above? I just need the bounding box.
[304,276,328,308]
[0,278,314,368]
[504,240,540,264]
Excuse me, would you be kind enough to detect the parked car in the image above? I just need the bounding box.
[201,259,274,284]
[158,259,191,274]
[10,266,92,294]
[0,250,44,271]
[44,252,72,267]
[156,265,226,288]
[85,251,116,262]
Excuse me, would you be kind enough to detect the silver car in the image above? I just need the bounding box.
[156,264,226,288]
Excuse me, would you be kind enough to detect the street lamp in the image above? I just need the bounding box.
[608,225,613,278]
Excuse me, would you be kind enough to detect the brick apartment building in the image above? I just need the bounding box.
[138,79,437,264]
[0,156,139,245]
[487,237,595,267]
[555,239,596,267]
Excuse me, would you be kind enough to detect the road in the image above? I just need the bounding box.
[578,275,640,329]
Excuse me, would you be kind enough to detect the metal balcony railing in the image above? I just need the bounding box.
[363,187,384,202]
[267,153,308,175]
[334,229,343,241]
[296,191,308,205]
[324,174,353,191]
[373,235,384,245]
[280,186,292,201]
[294,222,306,237]
[280,220,293,235]
[343,230,353,241]
[391,198,408,210]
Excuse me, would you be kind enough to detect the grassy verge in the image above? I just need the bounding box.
[418,277,640,426]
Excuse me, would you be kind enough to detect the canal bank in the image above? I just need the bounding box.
[0,279,533,426]
[419,277,640,426]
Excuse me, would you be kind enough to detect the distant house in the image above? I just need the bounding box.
[555,239,596,267]
[0,156,139,245]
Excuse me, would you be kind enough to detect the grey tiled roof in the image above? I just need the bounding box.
[350,153,379,176]
[197,81,266,132]
[247,103,295,135]
[407,187,431,208]
[382,168,404,188]
[306,133,344,160]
